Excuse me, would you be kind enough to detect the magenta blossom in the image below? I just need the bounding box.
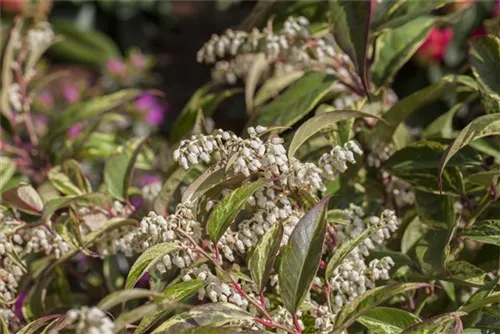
[14,291,27,321]
[107,58,127,76]
[67,123,83,138]
[140,174,162,186]
[135,94,166,126]
[37,91,53,108]
[63,86,80,104]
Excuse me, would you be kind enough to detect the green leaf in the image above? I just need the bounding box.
[151,303,253,334]
[171,87,240,143]
[329,0,372,94]
[54,210,83,250]
[461,292,500,314]
[0,156,16,191]
[400,312,466,333]
[181,167,228,204]
[333,283,428,331]
[288,109,381,158]
[248,222,283,292]
[207,179,267,242]
[135,280,205,334]
[467,169,500,186]
[1,183,44,215]
[48,165,87,196]
[470,35,500,95]
[401,216,425,254]
[248,72,337,129]
[439,114,500,189]
[384,140,482,171]
[372,16,435,87]
[104,137,147,201]
[279,196,330,314]
[370,81,454,147]
[98,289,163,311]
[126,243,180,289]
[46,89,141,144]
[462,220,500,246]
[153,165,190,215]
[422,103,462,139]
[375,0,450,31]
[0,317,8,334]
[357,307,421,334]
[446,261,487,286]
[49,20,120,66]
[113,301,186,333]
[254,71,304,107]
[325,226,380,281]
[16,315,60,334]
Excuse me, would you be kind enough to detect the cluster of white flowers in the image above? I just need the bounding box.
[174,127,357,194]
[197,16,354,84]
[54,306,114,334]
[272,307,304,334]
[97,205,201,273]
[180,264,251,308]
[217,186,302,261]
[27,22,55,56]
[0,212,24,303]
[0,306,15,327]
[8,83,22,112]
[367,144,394,168]
[24,226,71,259]
[313,305,336,333]
[319,140,363,177]
[328,206,398,313]
[383,173,416,207]
[141,181,162,205]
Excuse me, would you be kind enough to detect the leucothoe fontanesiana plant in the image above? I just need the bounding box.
[1,0,500,333]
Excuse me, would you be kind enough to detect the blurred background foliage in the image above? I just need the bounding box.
[1,0,499,134]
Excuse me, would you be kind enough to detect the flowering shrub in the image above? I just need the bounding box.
[1,1,500,333]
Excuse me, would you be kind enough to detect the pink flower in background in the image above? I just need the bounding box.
[63,85,80,103]
[37,91,53,108]
[416,27,454,64]
[107,58,126,76]
[135,94,166,126]
[471,28,487,39]
[130,53,148,71]
[140,174,161,186]
[67,123,82,138]
[494,0,500,16]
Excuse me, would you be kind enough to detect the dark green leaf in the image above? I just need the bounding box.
[357,307,421,334]
[372,16,435,87]
[329,0,372,94]
[248,222,283,292]
[126,243,180,289]
[135,280,205,334]
[279,197,330,314]
[439,114,500,188]
[446,261,487,286]
[207,179,267,242]
[1,183,44,215]
[470,35,500,95]
[370,81,454,147]
[401,312,466,333]
[151,303,253,334]
[248,72,337,129]
[104,137,147,201]
[375,0,450,30]
[46,89,141,144]
[462,220,500,246]
[466,169,500,186]
[334,283,428,331]
[288,109,381,158]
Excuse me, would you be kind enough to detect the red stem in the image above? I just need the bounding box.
[292,315,303,334]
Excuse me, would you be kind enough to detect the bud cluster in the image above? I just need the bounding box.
[197,16,355,85]
[181,265,251,308]
[56,306,114,334]
[24,226,72,259]
[319,140,363,177]
[328,206,398,313]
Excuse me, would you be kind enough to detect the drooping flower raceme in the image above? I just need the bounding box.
[51,306,114,334]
